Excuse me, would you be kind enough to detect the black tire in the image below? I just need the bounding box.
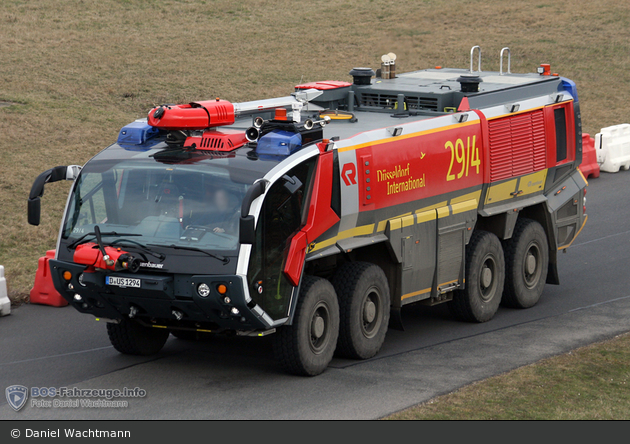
[502,218,549,309]
[273,275,339,376]
[331,262,391,360]
[449,230,505,323]
[107,319,169,356]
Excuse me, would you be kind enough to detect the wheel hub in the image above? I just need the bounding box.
[481,266,493,288]
[526,253,537,275]
[311,314,325,339]
[363,300,376,324]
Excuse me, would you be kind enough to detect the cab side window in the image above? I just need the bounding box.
[554,107,568,162]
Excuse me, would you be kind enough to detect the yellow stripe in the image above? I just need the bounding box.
[558,214,588,250]
[437,206,450,218]
[315,193,476,250]
[485,169,549,205]
[401,279,462,301]
[416,209,436,224]
[578,168,589,187]
[485,179,517,205]
[377,201,447,233]
[401,287,431,301]
[337,120,478,153]
[449,190,482,205]
[401,214,415,228]
[438,279,460,290]
[415,201,448,213]
[451,198,478,215]
[388,218,402,231]
[377,212,411,232]
[518,170,547,197]
[310,223,376,252]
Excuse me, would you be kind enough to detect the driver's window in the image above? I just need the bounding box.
[65,172,113,236]
[247,157,317,319]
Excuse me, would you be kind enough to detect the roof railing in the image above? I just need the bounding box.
[469,45,482,73]
[500,47,511,75]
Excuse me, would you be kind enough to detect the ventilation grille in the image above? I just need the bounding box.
[200,135,236,150]
[213,104,231,123]
[360,93,438,111]
[488,110,547,182]
[360,93,398,108]
[406,96,438,111]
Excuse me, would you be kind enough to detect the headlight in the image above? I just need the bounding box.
[197,283,211,298]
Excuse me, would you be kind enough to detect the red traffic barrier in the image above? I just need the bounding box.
[30,250,68,307]
[579,133,600,179]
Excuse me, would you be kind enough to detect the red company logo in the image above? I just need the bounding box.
[341,163,357,186]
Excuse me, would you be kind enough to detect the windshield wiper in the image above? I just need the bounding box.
[67,231,142,250]
[109,238,166,261]
[148,244,229,264]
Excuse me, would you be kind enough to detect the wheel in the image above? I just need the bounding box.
[331,262,390,359]
[273,275,339,376]
[449,230,505,323]
[106,319,169,355]
[502,218,549,308]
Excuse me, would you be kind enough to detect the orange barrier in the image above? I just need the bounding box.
[30,250,68,307]
[579,133,600,179]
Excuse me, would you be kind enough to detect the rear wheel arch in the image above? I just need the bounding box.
[305,241,399,301]
[476,202,558,285]
[518,203,559,285]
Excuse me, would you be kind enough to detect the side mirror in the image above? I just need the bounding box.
[27,198,41,226]
[239,179,267,245]
[239,216,256,245]
[28,165,82,226]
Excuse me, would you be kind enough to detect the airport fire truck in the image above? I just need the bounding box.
[28,47,587,376]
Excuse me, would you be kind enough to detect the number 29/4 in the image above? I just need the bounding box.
[445,136,480,181]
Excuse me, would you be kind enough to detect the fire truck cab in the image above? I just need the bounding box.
[28,47,587,376]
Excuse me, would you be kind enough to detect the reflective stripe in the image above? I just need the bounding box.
[310,223,375,252]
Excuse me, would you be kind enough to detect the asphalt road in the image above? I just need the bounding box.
[1,168,630,420]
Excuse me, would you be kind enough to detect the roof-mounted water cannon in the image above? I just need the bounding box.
[148,98,235,130]
[147,89,323,132]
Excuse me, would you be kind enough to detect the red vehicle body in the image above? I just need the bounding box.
[28,48,587,376]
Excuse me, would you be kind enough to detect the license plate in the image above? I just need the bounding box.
[106,276,141,288]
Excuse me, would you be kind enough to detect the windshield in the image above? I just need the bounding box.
[62,159,256,254]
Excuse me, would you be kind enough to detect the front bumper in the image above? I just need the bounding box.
[49,259,276,331]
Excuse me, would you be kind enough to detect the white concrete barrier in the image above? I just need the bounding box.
[595,124,630,173]
[0,265,10,316]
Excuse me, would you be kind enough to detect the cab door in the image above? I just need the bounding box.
[544,101,584,249]
[246,158,317,319]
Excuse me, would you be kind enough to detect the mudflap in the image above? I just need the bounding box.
[388,306,404,331]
